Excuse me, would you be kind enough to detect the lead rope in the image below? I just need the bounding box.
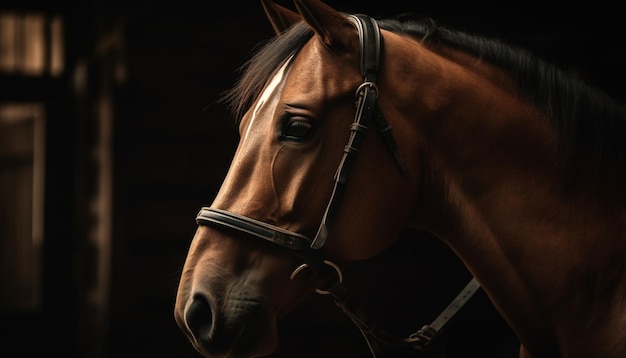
[325,276,481,357]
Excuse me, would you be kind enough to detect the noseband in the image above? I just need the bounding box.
[195,14,479,357]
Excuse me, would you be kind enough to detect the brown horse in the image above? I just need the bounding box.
[174,0,626,357]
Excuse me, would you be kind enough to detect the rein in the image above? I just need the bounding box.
[195,14,480,357]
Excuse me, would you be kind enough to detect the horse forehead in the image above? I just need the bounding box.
[283,40,360,96]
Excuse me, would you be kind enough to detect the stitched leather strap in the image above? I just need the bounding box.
[196,207,313,252]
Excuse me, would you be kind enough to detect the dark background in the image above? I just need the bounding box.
[1,0,623,357]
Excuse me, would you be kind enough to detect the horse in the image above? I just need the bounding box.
[174,0,626,357]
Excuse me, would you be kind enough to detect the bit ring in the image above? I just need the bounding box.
[290,260,343,295]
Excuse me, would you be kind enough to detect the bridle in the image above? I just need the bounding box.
[195,14,480,357]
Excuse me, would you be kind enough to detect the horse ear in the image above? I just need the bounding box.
[293,0,357,50]
[261,0,302,35]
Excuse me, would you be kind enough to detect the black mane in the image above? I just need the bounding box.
[221,15,626,193]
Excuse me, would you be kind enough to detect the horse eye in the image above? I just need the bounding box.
[280,118,315,141]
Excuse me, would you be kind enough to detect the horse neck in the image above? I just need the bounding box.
[380,36,563,238]
[382,34,621,237]
[398,42,626,258]
[384,35,626,353]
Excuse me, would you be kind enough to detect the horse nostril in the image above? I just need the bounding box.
[186,294,214,340]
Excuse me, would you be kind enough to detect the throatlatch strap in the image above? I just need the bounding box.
[330,276,481,355]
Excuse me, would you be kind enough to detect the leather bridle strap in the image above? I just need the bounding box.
[325,276,481,353]
[196,208,312,252]
[351,13,408,176]
[311,13,407,249]
[194,13,481,358]
[314,14,480,356]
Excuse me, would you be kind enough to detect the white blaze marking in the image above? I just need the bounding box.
[242,57,293,142]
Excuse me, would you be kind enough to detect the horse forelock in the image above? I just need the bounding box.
[220,22,313,124]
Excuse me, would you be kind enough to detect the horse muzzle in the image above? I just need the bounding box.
[174,225,316,358]
[178,285,278,358]
[174,233,281,357]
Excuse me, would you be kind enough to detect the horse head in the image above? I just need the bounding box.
[175,1,418,356]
